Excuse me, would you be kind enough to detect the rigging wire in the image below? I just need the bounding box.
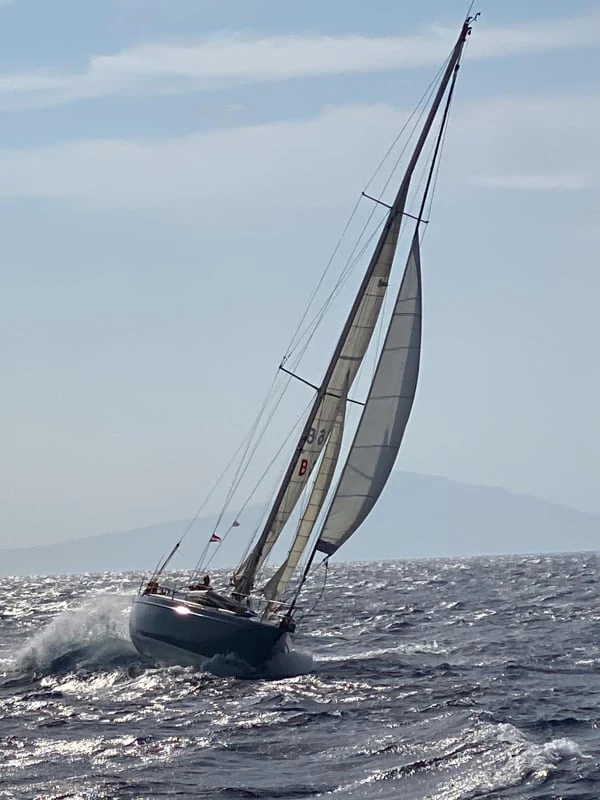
[286,81,446,363]
[362,57,450,196]
[286,32,472,610]
[295,558,329,623]
[190,342,321,581]
[365,110,446,390]
[173,31,472,586]
[285,86,434,372]
[285,67,459,576]
[212,46,460,523]
[233,394,314,540]
[421,40,467,247]
[284,215,386,366]
[295,21,475,393]
[368,58,451,204]
[152,413,270,577]
[205,373,291,535]
[227,54,460,595]
[156,366,290,578]
[251,433,331,590]
[282,52,453,365]
[211,377,285,515]
[281,196,362,367]
[197,395,316,576]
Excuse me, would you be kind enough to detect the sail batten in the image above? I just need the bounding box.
[314,232,423,558]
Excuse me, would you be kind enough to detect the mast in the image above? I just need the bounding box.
[235,17,473,597]
[288,15,474,609]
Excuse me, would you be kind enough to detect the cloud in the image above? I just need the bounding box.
[0,91,596,214]
[470,174,589,191]
[466,10,600,59]
[0,105,395,212]
[0,11,598,109]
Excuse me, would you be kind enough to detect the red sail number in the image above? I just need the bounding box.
[298,458,309,476]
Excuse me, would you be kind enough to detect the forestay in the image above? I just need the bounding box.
[315,232,422,557]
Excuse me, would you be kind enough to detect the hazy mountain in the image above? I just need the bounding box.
[1,472,598,577]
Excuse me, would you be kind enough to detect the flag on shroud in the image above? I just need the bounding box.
[232,521,240,528]
[210,533,221,543]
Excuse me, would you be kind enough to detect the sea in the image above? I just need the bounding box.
[0,554,598,799]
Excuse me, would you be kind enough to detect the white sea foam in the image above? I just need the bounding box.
[262,648,315,679]
[430,722,583,799]
[202,646,314,680]
[332,719,585,798]
[12,595,136,674]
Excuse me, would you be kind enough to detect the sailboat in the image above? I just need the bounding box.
[129,15,476,668]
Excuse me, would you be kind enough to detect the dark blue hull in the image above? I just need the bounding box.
[129,594,287,667]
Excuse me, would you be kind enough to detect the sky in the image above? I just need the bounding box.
[1,0,599,549]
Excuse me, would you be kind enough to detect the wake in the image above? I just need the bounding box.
[203,645,315,680]
[7,595,140,680]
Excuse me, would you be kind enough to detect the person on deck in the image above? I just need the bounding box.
[188,574,211,591]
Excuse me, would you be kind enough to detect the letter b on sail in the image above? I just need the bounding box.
[298,458,309,476]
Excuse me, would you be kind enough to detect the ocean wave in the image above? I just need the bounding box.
[7,595,140,678]
[1,556,598,799]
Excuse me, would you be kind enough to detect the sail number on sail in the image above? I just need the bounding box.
[298,427,328,474]
[306,428,327,446]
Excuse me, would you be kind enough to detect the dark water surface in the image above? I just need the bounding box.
[1,555,599,799]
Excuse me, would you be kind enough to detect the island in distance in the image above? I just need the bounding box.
[2,472,598,576]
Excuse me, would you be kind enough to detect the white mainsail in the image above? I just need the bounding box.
[315,232,422,557]
[262,376,349,605]
[234,203,406,592]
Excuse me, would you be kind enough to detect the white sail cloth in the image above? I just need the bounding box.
[315,232,422,556]
[262,379,348,604]
[236,19,468,589]
[235,206,405,586]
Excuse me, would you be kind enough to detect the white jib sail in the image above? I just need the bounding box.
[315,231,422,557]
